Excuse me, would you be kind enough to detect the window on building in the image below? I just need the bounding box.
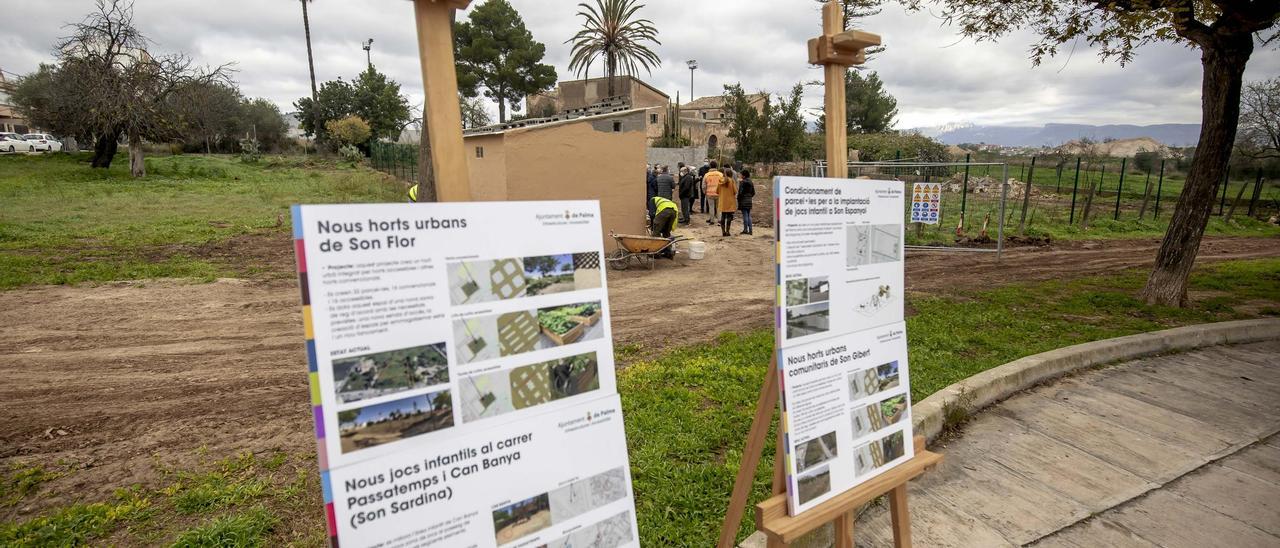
[612,121,622,132]
[475,146,484,158]
[650,113,658,124]
[719,112,725,119]
[701,112,707,119]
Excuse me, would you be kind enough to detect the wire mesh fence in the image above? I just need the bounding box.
[813,161,1012,252]
[369,141,421,183]
[812,155,1280,248]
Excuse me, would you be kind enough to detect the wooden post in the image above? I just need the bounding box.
[1154,160,1166,218]
[888,485,912,548]
[719,4,888,547]
[1114,157,1126,221]
[1017,156,1035,235]
[1138,168,1153,220]
[1247,168,1264,218]
[820,2,848,178]
[1068,157,1081,224]
[411,0,472,202]
[716,357,780,548]
[1224,174,1250,222]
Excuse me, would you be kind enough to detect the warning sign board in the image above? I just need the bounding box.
[910,182,941,224]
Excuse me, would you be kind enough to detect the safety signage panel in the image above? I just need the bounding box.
[909,182,941,224]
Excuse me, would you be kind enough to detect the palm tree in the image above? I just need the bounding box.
[300,0,319,144]
[565,0,661,98]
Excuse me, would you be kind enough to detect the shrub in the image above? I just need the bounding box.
[338,145,363,164]
[325,115,372,148]
[238,139,261,163]
[847,132,950,163]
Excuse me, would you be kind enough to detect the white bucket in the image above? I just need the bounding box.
[686,240,707,260]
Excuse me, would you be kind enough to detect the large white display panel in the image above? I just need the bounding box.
[773,177,913,515]
[292,201,637,547]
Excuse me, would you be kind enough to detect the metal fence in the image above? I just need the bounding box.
[812,160,1011,255]
[812,156,1280,248]
[369,141,421,183]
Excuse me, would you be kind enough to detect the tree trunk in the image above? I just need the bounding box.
[301,0,320,146]
[415,108,438,203]
[498,98,507,124]
[1140,37,1252,306]
[91,130,120,168]
[128,131,145,178]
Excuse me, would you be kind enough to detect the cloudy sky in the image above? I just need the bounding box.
[3,0,1277,129]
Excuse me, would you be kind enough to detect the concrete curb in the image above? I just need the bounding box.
[913,318,1280,444]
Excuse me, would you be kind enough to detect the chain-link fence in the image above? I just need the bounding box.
[369,141,421,183]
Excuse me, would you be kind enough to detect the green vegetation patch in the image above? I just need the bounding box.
[1,451,319,547]
[0,154,405,288]
[170,506,277,548]
[0,488,153,547]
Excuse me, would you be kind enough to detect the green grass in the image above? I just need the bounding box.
[0,153,404,288]
[0,488,153,547]
[1,452,319,547]
[170,507,277,548]
[620,258,1280,546]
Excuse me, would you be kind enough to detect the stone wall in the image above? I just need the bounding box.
[646,145,707,170]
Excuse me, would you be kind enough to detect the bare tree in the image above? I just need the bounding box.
[1236,77,1280,161]
[56,0,229,176]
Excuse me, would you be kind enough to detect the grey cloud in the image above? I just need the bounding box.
[4,0,1278,129]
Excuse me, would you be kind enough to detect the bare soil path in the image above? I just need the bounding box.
[1,231,1277,520]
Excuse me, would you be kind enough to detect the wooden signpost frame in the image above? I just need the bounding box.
[716,3,942,547]
[410,1,940,546]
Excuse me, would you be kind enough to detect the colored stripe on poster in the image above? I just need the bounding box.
[306,340,318,373]
[309,372,322,406]
[294,239,307,273]
[316,439,329,471]
[312,406,325,438]
[302,306,315,339]
[291,205,304,239]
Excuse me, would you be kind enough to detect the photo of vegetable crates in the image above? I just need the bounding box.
[537,302,603,346]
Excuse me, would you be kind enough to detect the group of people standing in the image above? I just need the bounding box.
[647,160,755,239]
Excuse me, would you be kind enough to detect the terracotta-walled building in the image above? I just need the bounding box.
[462,108,648,250]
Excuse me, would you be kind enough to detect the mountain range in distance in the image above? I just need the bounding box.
[909,122,1201,148]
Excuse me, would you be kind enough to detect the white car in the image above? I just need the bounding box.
[24,134,63,152]
[0,133,35,153]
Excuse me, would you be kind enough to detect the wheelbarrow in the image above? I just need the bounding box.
[606,231,688,270]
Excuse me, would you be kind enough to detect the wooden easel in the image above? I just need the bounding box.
[716,3,942,547]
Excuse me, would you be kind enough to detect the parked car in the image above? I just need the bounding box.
[0,133,35,153]
[23,134,63,152]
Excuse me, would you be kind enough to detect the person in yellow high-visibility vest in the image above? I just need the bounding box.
[650,196,680,258]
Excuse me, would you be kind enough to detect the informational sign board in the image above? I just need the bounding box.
[773,177,913,515]
[910,182,941,224]
[292,201,639,548]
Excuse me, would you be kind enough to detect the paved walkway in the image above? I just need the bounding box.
[854,340,1280,547]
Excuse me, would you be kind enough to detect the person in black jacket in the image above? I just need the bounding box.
[677,166,697,224]
[646,165,658,219]
[737,168,756,235]
[654,165,675,202]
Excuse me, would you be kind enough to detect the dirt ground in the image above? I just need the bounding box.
[2,228,1278,521]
